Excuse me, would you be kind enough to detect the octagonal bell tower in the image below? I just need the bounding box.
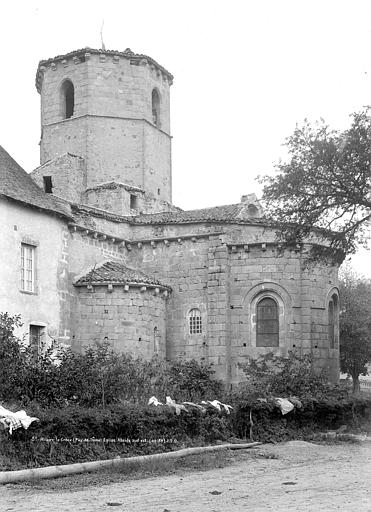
[35,48,173,205]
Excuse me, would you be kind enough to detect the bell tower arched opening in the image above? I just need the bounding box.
[60,80,74,119]
[152,88,160,127]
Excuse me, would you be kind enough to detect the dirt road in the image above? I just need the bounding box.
[1,441,370,511]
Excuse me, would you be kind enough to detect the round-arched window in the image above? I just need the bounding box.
[60,80,74,119]
[188,308,202,335]
[152,89,160,127]
[328,293,339,349]
[256,297,279,347]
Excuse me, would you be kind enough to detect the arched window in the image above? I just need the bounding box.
[328,294,338,349]
[61,80,74,119]
[189,308,202,335]
[153,326,159,353]
[152,89,160,127]
[256,297,279,347]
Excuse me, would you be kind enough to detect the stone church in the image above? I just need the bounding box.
[0,47,340,385]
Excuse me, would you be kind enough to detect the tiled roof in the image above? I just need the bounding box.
[74,261,171,289]
[0,145,73,220]
[36,47,174,92]
[130,203,266,225]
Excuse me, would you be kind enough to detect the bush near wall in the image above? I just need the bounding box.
[1,395,371,470]
[0,313,223,407]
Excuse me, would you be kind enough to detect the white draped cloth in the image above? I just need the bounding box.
[0,405,39,434]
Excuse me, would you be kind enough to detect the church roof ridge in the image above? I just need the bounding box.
[130,202,267,225]
[0,145,73,221]
[36,47,174,92]
[85,181,144,194]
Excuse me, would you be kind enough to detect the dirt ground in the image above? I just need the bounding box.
[1,440,370,511]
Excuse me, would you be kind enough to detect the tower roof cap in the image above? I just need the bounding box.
[36,47,174,92]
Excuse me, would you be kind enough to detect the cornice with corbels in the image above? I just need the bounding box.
[68,223,224,251]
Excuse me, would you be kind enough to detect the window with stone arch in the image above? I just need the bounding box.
[256,297,279,347]
[328,293,339,349]
[188,308,202,335]
[152,88,160,127]
[60,79,74,119]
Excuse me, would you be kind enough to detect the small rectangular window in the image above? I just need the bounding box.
[43,176,53,193]
[21,244,36,292]
[130,194,138,210]
[29,325,45,356]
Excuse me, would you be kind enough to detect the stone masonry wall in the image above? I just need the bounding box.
[65,214,340,384]
[31,154,86,204]
[226,242,339,384]
[125,229,232,381]
[71,286,167,359]
[125,222,339,385]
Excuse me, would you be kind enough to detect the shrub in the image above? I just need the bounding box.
[237,350,346,399]
[0,313,26,401]
[0,313,223,407]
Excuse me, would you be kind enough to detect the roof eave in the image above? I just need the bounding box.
[1,193,73,222]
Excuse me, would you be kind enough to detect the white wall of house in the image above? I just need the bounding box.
[0,198,69,348]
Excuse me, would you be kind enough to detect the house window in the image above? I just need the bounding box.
[328,294,338,349]
[21,244,36,292]
[61,79,74,119]
[152,89,160,127]
[256,297,279,347]
[189,308,202,335]
[43,176,53,193]
[29,325,45,356]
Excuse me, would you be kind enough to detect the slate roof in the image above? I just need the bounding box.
[0,145,73,220]
[36,47,174,92]
[130,203,266,225]
[74,261,171,289]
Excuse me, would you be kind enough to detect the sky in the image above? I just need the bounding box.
[0,0,370,274]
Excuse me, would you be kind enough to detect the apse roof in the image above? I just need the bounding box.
[74,260,171,290]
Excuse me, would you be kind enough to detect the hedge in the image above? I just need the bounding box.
[1,395,371,470]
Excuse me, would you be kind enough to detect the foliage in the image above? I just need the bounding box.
[339,265,371,393]
[0,313,26,400]
[0,314,222,407]
[237,350,342,399]
[260,109,371,262]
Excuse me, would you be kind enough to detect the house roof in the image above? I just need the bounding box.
[74,261,171,289]
[36,47,174,92]
[130,203,266,225]
[0,145,73,220]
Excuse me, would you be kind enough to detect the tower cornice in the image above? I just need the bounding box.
[36,47,174,93]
